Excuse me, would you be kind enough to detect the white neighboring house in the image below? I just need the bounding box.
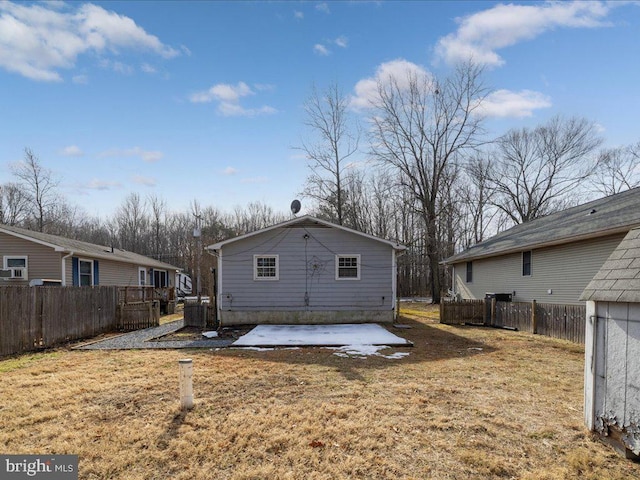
[206,215,406,326]
[581,227,640,460]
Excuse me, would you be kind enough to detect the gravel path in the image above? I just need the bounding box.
[74,320,235,350]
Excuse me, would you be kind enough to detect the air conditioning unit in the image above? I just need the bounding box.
[9,268,25,279]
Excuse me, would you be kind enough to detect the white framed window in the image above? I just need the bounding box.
[254,255,279,280]
[139,267,147,286]
[336,255,360,280]
[79,259,94,286]
[3,255,28,280]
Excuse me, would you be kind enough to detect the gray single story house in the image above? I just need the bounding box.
[443,187,640,305]
[0,224,179,287]
[206,215,406,325]
[581,228,640,459]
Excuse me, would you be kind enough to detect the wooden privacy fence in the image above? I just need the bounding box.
[0,286,118,357]
[440,298,586,344]
[439,299,484,324]
[184,301,217,329]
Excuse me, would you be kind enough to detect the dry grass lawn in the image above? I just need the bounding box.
[1,304,639,479]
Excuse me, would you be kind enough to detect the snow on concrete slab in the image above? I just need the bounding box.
[231,323,412,347]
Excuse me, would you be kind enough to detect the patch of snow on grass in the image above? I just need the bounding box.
[327,345,411,359]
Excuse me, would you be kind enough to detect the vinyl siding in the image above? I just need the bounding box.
[64,259,171,286]
[219,226,394,312]
[453,233,626,305]
[0,232,60,285]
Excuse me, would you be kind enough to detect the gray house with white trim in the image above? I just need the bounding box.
[206,215,406,325]
[443,188,640,305]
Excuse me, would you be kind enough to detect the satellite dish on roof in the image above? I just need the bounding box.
[290,199,301,215]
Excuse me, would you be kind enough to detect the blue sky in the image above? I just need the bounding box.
[1,1,639,218]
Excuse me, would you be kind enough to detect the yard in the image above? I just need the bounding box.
[1,304,638,479]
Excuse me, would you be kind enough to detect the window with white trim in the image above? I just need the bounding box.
[3,256,28,280]
[336,255,360,280]
[254,255,279,280]
[139,267,147,286]
[79,259,94,286]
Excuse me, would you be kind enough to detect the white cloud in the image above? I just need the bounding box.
[315,3,330,14]
[60,145,83,156]
[141,62,156,74]
[132,175,156,187]
[223,166,237,175]
[190,81,253,103]
[294,10,304,20]
[0,1,180,81]
[313,44,330,56]
[350,59,432,109]
[218,103,277,117]
[335,36,348,48]
[86,179,122,190]
[71,74,87,84]
[434,1,612,67]
[98,147,163,163]
[476,89,552,118]
[190,81,277,117]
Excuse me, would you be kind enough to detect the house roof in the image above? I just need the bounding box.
[443,187,640,265]
[207,215,406,251]
[580,228,640,303]
[0,224,180,271]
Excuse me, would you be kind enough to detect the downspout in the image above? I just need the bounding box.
[205,247,222,329]
[61,251,74,286]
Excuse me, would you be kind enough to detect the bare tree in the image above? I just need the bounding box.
[592,142,640,195]
[114,193,149,252]
[368,62,488,303]
[457,154,498,248]
[148,194,167,260]
[0,182,30,225]
[11,148,60,232]
[299,83,360,225]
[490,116,603,224]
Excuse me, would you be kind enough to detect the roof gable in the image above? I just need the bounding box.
[581,228,640,303]
[207,215,406,251]
[0,224,179,270]
[444,187,640,264]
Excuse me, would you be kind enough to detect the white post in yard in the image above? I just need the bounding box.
[179,359,194,410]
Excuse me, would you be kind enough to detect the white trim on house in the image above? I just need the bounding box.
[78,258,94,286]
[138,267,147,286]
[208,215,406,252]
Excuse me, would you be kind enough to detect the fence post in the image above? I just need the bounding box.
[531,300,537,334]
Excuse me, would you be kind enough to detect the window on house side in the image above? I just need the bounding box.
[466,261,473,283]
[79,259,93,286]
[139,267,147,286]
[522,251,532,276]
[336,255,360,280]
[254,255,279,280]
